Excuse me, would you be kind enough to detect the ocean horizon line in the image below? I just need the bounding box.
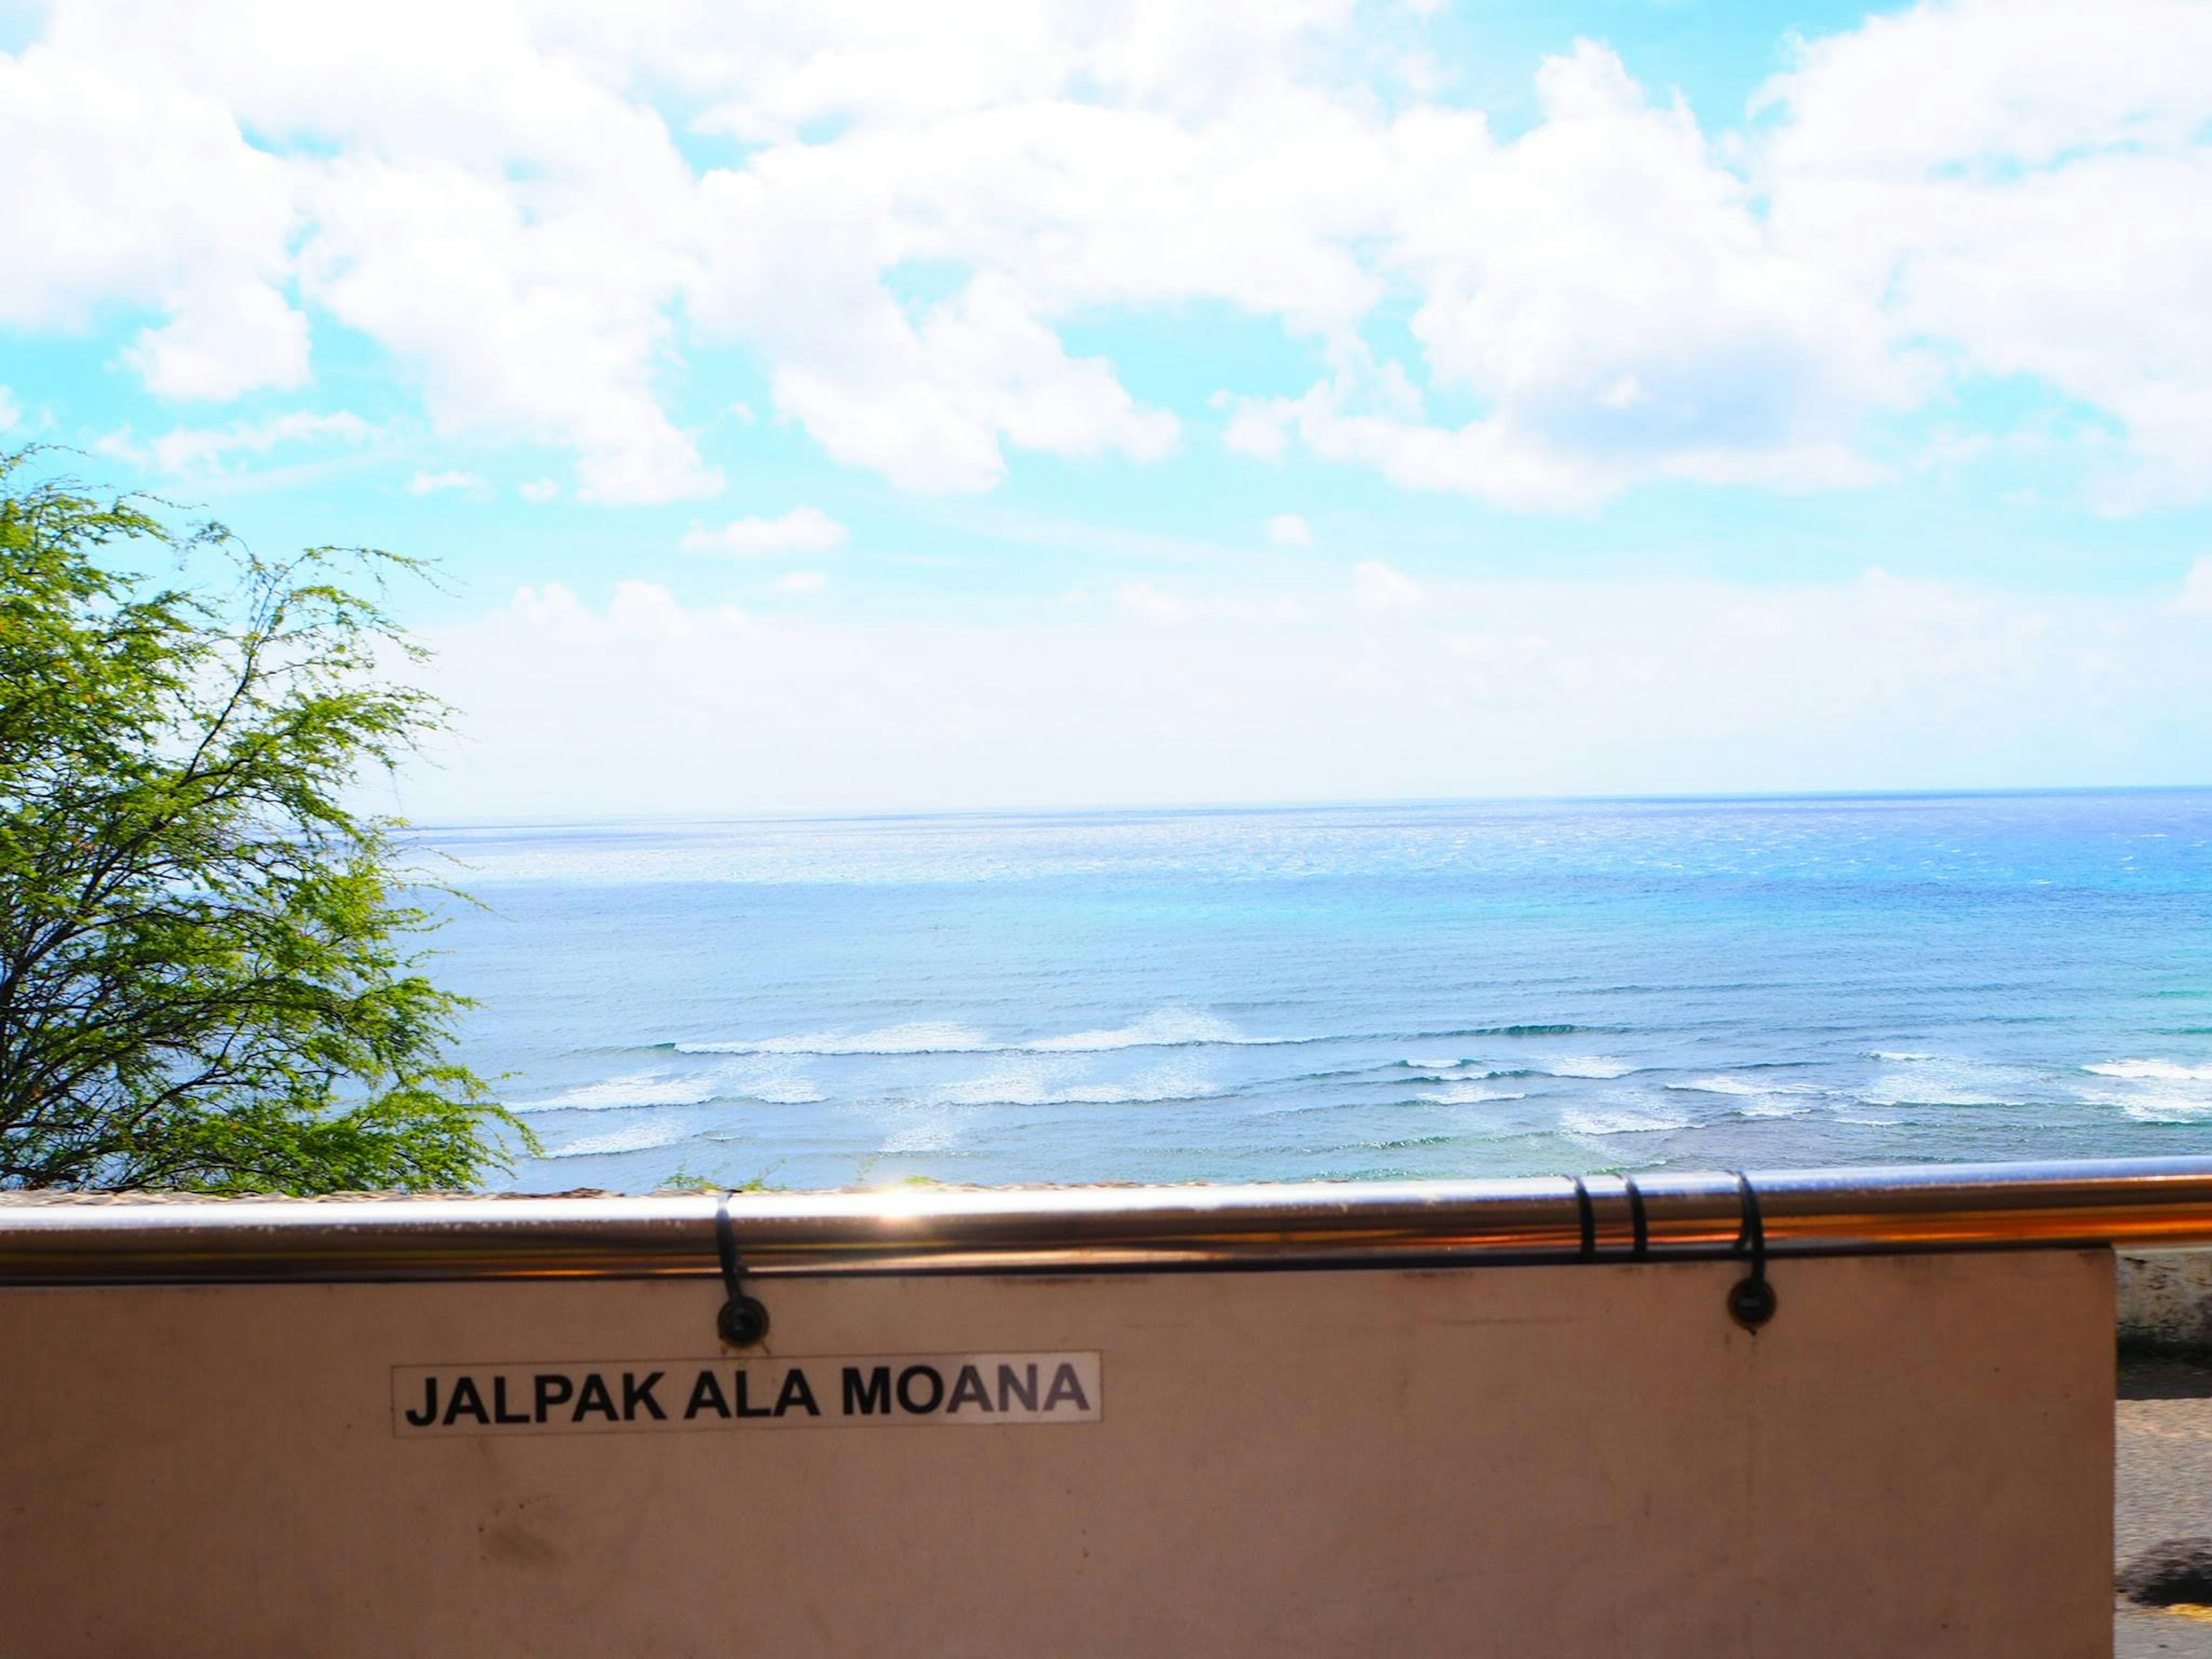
[402,780,2212,838]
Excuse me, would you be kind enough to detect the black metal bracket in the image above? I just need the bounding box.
[1727,1172,1777,1331]
[714,1194,770,1348]
[1624,1175,1649,1259]
[1569,1176,1596,1262]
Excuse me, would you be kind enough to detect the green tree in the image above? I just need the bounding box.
[0,450,521,1191]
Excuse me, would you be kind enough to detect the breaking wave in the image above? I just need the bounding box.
[515,1070,825,1112]
[1666,1074,1822,1099]
[1561,1105,1692,1137]
[1664,1074,1821,1119]
[1415,1082,1530,1105]
[2086,1059,2212,1083]
[1546,1056,1636,1080]
[929,1061,1218,1107]
[1859,1054,2040,1108]
[2080,1058,2212,1123]
[521,1073,719,1112]
[547,1120,693,1159]
[673,1010,1593,1060]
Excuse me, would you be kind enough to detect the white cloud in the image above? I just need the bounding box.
[1353,560,1422,611]
[297,151,719,505]
[408,468,486,497]
[1758,0,2212,507]
[0,386,20,431]
[1222,397,1291,463]
[681,506,849,557]
[147,409,374,475]
[1222,43,1904,509]
[4,3,717,497]
[506,579,750,645]
[7,0,2212,506]
[772,570,830,595]
[1758,0,2212,179]
[1265,513,1314,547]
[519,478,560,502]
[122,278,310,402]
[1113,582,1191,624]
[90,425,145,464]
[2172,558,2212,618]
[743,274,1180,493]
[0,39,306,400]
[404,565,2212,819]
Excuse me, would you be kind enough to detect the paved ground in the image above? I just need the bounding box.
[2118,1358,2212,1658]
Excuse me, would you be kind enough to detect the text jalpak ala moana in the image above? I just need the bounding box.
[393,1352,1102,1435]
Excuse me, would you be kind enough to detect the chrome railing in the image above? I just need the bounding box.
[5,1156,2212,1283]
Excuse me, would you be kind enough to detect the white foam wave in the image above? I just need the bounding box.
[1560,1105,1692,1136]
[1028,1009,1253,1052]
[1666,1074,1763,1097]
[1739,1099,1812,1120]
[929,1060,1217,1107]
[742,1081,829,1104]
[2079,1058,2212,1123]
[1665,1075,1819,1118]
[1547,1056,1634,1080]
[1415,1083,1529,1105]
[522,1073,718,1112]
[1861,1054,2038,1108]
[2120,1095,2212,1124]
[1666,1074,1817,1098]
[547,1120,692,1159]
[1400,1066,1525,1085]
[2086,1059,2212,1083]
[517,1067,826,1112]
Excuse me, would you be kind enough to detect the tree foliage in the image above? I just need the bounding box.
[0,450,520,1191]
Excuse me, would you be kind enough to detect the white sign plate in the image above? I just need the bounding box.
[392,1351,1101,1436]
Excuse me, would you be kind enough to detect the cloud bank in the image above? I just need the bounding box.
[402,565,2212,820]
[4,0,2209,508]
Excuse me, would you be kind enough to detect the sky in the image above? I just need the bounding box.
[2,0,2209,820]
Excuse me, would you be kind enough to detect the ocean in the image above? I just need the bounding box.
[415,790,2212,1194]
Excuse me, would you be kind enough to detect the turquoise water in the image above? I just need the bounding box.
[418,791,2212,1193]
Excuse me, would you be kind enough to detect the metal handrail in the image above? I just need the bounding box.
[5,1157,2212,1284]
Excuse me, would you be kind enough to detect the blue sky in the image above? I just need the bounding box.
[3,0,2209,818]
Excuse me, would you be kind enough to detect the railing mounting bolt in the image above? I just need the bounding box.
[1728,1275,1777,1331]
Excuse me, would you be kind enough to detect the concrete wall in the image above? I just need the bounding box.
[2119,1248,2212,1352]
[0,1251,2112,1657]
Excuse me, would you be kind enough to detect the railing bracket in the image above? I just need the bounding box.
[1728,1172,1777,1332]
[714,1194,770,1347]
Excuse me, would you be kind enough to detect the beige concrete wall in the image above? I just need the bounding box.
[0,1250,2111,1657]
[2119,1248,2212,1351]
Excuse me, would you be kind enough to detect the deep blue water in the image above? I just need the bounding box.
[416,791,2212,1193]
